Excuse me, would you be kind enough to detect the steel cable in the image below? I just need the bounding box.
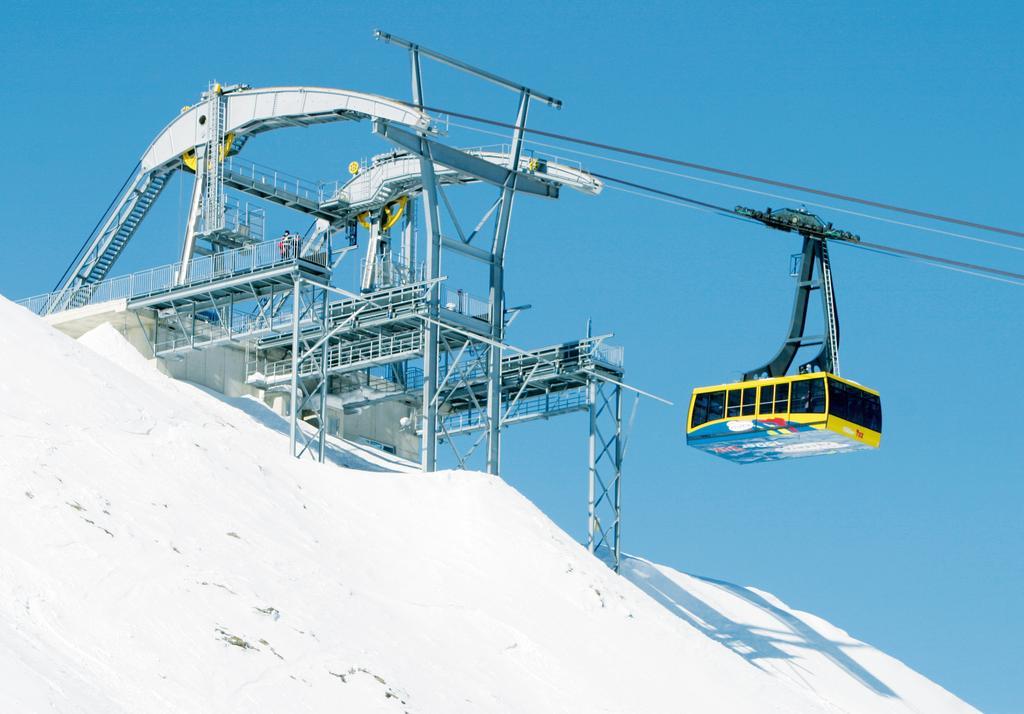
[426,105,1024,239]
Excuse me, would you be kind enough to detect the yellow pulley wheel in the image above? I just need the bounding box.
[382,195,408,231]
[180,133,235,172]
[357,196,409,232]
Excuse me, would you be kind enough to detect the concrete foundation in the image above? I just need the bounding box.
[340,400,420,462]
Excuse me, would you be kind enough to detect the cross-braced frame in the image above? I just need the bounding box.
[288,279,331,460]
[588,378,623,571]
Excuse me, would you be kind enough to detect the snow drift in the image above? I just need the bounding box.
[0,296,976,713]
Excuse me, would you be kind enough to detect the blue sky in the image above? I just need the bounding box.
[3,1,1021,710]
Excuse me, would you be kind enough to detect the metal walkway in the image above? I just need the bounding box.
[18,237,330,317]
[244,281,492,386]
[222,158,346,222]
[437,337,624,435]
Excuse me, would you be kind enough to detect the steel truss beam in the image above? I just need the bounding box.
[434,338,493,469]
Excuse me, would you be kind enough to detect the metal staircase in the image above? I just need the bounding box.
[50,167,174,313]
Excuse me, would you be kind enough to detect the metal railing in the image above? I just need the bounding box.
[155,307,317,354]
[524,148,585,174]
[326,282,428,324]
[439,386,589,435]
[17,236,329,316]
[498,337,624,376]
[459,143,513,157]
[318,179,341,204]
[17,292,64,316]
[441,288,489,320]
[356,365,425,396]
[359,256,427,288]
[504,387,589,422]
[256,330,424,382]
[223,157,328,204]
[592,342,624,370]
[222,197,265,243]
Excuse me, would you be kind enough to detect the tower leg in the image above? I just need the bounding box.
[178,163,205,284]
[412,49,442,473]
[486,90,531,476]
[587,378,623,572]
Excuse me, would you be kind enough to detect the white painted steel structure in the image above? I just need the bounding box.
[28,36,642,570]
[140,86,431,173]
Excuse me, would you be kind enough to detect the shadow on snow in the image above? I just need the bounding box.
[618,554,897,698]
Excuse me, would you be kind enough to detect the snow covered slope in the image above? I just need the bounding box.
[0,296,976,713]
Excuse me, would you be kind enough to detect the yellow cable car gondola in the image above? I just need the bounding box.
[686,206,882,463]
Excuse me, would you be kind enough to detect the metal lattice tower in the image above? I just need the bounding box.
[588,378,624,570]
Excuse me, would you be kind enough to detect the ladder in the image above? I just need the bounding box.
[202,86,226,234]
[819,238,841,376]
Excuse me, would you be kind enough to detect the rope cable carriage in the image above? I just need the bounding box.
[686,206,883,464]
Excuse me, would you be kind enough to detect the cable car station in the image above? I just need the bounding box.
[17,35,631,568]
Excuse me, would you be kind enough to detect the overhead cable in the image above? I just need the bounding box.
[593,172,1024,286]
[447,119,1024,255]
[427,106,1024,239]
